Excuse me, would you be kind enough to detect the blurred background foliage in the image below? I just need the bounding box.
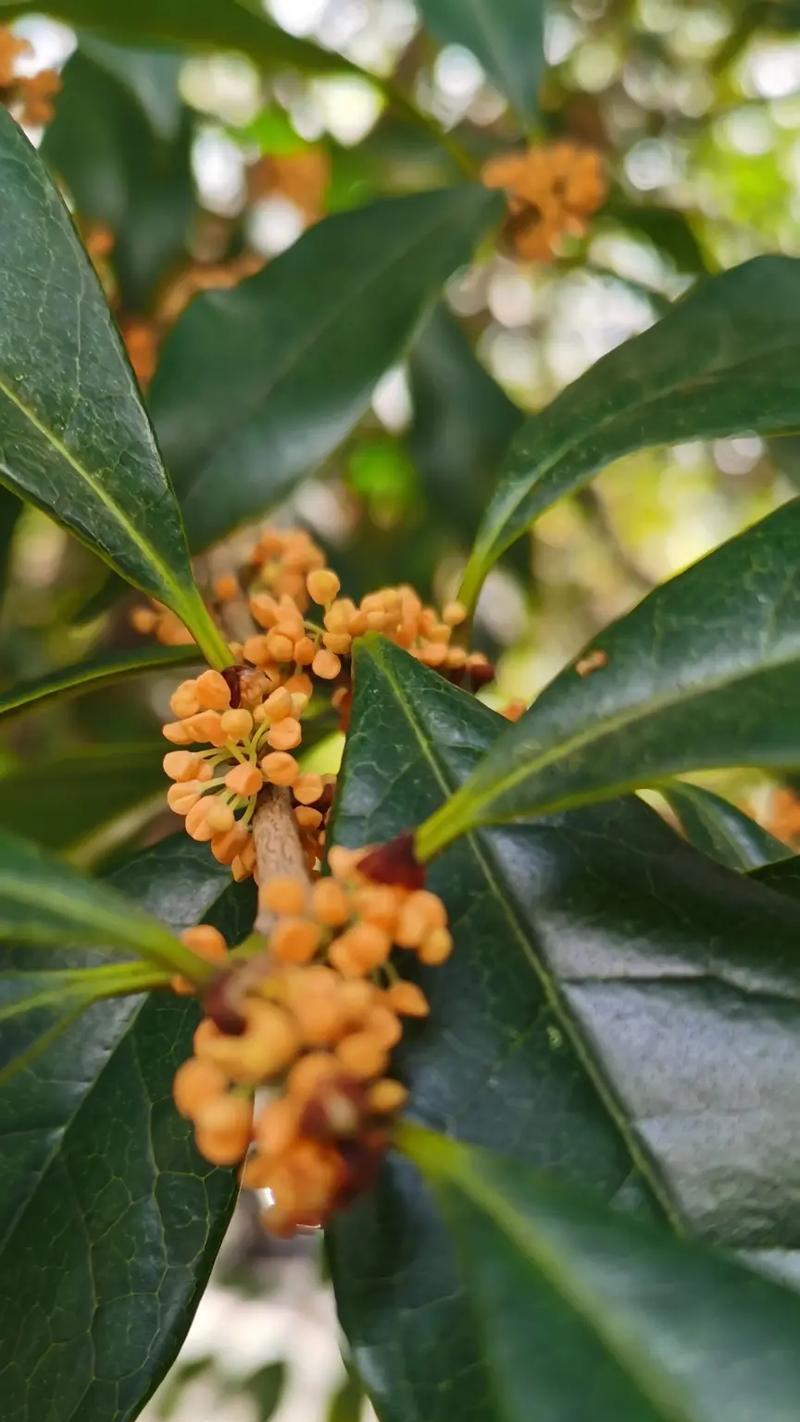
[4,0,800,1415]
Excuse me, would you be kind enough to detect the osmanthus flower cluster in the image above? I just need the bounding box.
[171,844,451,1235]
[481,142,607,262]
[129,526,501,1229]
[133,526,493,881]
[0,25,61,127]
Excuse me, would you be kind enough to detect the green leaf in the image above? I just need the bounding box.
[327,1370,365,1422]
[604,201,708,275]
[769,432,800,491]
[76,35,186,140]
[753,855,800,900]
[420,499,800,857]
[150,186,500,550]
[0,0,361,77]
[0,826,211,981]
[328,638,800,1421]
[407,306,522,545]
[244,1361,286,1421]
[0,835,255,1422]
[460,256,800,606]
[0,109,227,666]
[0,960,171,1036]
[0,742,166,853]
[403,1125,800,1422]
[415,0,545,127]
[661,781,792,871]
[0,645,197,722]
[43,46,195,311]
[0,484,20,592]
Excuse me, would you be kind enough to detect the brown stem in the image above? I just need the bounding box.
[198,551,313,935]
[197,545,255,645]
[252,788,311,936]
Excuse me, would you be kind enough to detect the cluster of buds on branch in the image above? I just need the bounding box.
[134,526,493,881]
[482,142,606,262]
[172,844,450,1235]
[132,526,501,1231]
[0,26,60,128]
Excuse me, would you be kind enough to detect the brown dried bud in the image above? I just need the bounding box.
[221,665,245,709]
[358,833,425,890]
[202,971,247,1035]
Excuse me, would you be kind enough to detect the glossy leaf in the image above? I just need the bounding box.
[753,855,800,901]
[0,645,197,722]
[328,638,800,1421]
[415,0,545,127]
[407,306,522,545]
[0,109,227,666]
[0,961,171,1038]
[0,836,255,1422]
[404,1125,800,1422]
[662,781,792,871]
[0,0,360,77]
[0,742,165,852]
[420,499,800,857]
[150,185,500,549]
[43,46,195,311]
[0,826,204,976]
[461,256,800,606]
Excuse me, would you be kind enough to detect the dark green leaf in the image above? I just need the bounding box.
[415,0,545,127]
[0,835,255,1422]
[0,825,198,967]
[0,0,361,77]
[43,47,195,311]
[0,110,226,664]
[752,855,800,900]
[327,1370,365,1422]
[150,186,500,550]
[404,1125,800,1422]
[604,201,708,274]
[461,256,800,605]
[769,432,800,491]
[328,638,800,1421]
[0,645,197,722]
[407,306,522,544]
[421,500,800,855]
[662,781,792,871]
[243,1361,286,1421]
[0,742,165,852]
[0,484,20,594]
[77,35,185,140]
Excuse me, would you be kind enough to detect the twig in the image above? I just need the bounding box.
[198,552,312,936]
[252,785,310,935]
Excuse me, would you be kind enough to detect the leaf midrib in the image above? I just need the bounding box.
[455,1169,699,1422]
[365,639,678,1226]
[0,646,198,720]
[0,369,185,601]
[477,331,800,565]
[448,0,527,114]
[451,637,800,835]
[0,873,172,956]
